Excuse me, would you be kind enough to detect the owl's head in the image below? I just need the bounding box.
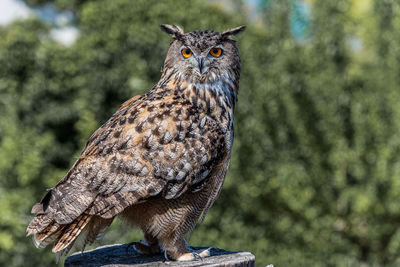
[160,24,245,85]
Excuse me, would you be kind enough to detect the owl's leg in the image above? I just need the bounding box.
[160,235,191,261]
[160,234,210,261]
[128,232,161,255]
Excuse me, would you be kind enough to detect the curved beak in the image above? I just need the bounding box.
[198,57,204,74]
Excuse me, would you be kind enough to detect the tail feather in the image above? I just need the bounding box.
[33,222,63,248]
[27,212,113,263]
[55,239,77,264]
[52,216,111,263]
[84,216,114,246]
[27,214,53,236]
[52,214,91,252]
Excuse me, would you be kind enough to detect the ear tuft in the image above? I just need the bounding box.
[222,25,246,39]
[160,24,184,39]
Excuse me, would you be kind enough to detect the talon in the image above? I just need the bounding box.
[176,251,205,261]
[125,241,139,254]
[192,252,202,261]
[127,240,161,255]
[164,250,170,261]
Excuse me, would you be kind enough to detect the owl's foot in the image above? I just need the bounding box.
[161,234,212,261]
[175,247,212,261]
[126,241,161,255]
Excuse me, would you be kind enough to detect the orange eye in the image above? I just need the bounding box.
[182,48,192,58]
[209,47,222,57]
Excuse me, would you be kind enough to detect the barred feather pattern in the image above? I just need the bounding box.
[52,214,91,252]
[33,222,62,249]
[83,216,114,247]
[26,25,244,261]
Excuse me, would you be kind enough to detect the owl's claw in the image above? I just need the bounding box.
[176,250,209,261]
[164,250,170,261]
[192,252,203,261]
[125,241,140,254]
[126,241,161,255]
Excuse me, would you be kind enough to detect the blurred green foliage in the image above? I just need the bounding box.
[1,0,400,266]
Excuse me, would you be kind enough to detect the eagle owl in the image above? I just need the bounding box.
[27,24,245,261]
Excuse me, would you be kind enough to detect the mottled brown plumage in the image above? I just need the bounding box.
[27,24,245,261]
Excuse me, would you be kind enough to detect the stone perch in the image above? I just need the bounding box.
[64,243,255,267]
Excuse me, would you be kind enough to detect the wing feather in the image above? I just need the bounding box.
[28,90,229,235]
